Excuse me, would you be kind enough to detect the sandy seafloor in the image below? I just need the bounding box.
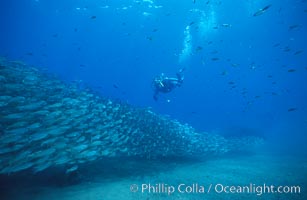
[0,152,306,200]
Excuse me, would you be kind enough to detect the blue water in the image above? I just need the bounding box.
[1,0,306,154]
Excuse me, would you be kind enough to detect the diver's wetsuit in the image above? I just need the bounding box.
[153,69,184,101]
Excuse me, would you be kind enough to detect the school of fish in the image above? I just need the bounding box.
[0,58,263,175]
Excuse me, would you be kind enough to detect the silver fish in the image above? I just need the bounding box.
[0,59,264,175]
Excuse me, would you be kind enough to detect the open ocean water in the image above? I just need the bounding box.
[0,0,306,200]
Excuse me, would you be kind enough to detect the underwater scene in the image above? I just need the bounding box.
[0,0,306,199]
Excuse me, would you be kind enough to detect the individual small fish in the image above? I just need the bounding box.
[66,165,78,174]
[9,96,26,103]
[152,28,158,32]
[253,4,272,16]
[221,23,232,28]
[113,84,119,89]
[55,155,71,165]
[283,46,291,52]
[251,65,257,70]
[80,150,98,158]
[30,133,50,142]
[228,81,235,85]
[1,147,23,158]
[91,16,97,19]
[73,144,88,152]
[189,21,195,26]
[289,24,299,30]
[52,33,58,38]
[6,162,34,173]
[91,141,103,146]
[211,57,219,61]
[294,50,303,55]
[32,110,49,116]
[143,12,152,17]
[6,121,28,130]
[288,108,297,112]
[273,43,280,47]
[41,138,57,146]
[18,101,46,111]
[76,136,86,143]
[34,162,52,173]
[3,113,25,120]
[66,132,80,138]
[36,149,57,159]
[5,127,28,135]
[196,46,203,51]
[146,36,153,41]
[221,71,227,76]
[288,69,296,72]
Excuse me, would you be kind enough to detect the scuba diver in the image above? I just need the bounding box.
[152,68,185,101]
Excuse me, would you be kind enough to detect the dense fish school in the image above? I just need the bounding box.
[0,58,262,174]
